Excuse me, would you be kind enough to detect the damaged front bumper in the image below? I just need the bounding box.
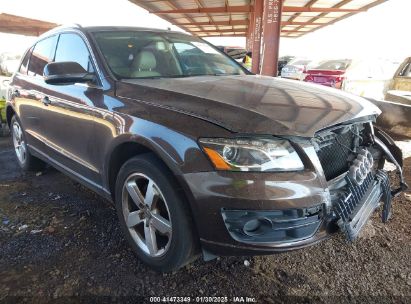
[331,133,408,242]
[189,126,407,257]
[333,170,390,241]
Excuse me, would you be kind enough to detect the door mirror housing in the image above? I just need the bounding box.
[43,61,95,85]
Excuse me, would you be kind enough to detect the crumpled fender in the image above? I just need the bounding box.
[374,126,403,169]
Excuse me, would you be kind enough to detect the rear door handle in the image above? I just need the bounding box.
[42,96,51,106]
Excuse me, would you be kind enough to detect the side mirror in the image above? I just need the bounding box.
[43,61,95,85]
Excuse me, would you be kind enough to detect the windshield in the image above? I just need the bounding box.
[92,31,246,79]
[314,60,351,71]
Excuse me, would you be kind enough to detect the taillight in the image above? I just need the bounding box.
[335,76,344,82]
[333,76,345,89]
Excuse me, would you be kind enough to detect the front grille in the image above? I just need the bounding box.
[333,170,390,241]
[334,173,373,222]
[316,130,355,180]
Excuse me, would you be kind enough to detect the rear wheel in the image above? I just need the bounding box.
[115,154,197,272]
[11,115,45,171]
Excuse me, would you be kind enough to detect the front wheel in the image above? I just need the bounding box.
[10,115,45,171]
[115,154,198,272]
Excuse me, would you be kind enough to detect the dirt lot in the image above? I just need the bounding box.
[1,135,411,303]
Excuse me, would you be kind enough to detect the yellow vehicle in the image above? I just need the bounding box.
[0,98,5,123]
[0,97,6,136]
[0,77,9,127]
[385,57,411,104]
[391,57,411,91]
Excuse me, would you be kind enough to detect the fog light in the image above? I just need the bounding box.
[243,218,272,236]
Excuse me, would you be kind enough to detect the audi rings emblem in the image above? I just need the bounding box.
[348,149,374,186]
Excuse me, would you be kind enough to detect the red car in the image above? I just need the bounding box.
[304,59,351,89]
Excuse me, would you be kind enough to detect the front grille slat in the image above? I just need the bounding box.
[334,172,389,241]
[335,173,374,222]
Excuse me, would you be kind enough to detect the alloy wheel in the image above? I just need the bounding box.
[12,121,26,164]
[122,173,172,257]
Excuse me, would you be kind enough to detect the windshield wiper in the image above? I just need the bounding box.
[162,73,242,77]
[123,73,242,80]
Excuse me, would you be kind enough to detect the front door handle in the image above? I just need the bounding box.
[42,96,51,106]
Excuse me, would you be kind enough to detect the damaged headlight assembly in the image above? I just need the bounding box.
[199,138,304,172]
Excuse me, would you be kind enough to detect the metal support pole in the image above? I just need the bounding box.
[247,12,255,52]
[261,0,283,76]
[251,0,263,74]
[245,24,250,51]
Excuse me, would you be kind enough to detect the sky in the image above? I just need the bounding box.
[0,0,409,62]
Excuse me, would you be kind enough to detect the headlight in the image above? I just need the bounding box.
[199,138,304,172]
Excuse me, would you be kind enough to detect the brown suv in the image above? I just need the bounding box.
[5,25,407,272]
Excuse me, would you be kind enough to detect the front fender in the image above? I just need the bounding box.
[102,113,214,190]
[374,126,403,169]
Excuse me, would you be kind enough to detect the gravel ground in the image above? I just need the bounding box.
[1,135,411,303]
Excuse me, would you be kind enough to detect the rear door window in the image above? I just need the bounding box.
[18,47,33,75]
[315,60,351,71]
[54,33,95,73]
[28,35,58,76]
[289,59,310,66]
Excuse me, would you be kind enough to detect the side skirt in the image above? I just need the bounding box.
[29,144,113,203]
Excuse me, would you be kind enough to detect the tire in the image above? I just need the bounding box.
[115,154,198,272]
[10,115,46,171]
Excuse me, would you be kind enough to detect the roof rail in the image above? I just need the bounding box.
[61,23,82,28]
[37,23,83,38]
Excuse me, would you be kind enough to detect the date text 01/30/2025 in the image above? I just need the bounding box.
[149,296,257,303]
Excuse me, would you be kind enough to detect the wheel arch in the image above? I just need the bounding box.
[105,136,201,247]
[105,135,188,202]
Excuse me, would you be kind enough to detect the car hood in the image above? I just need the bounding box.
[116,75,381,137]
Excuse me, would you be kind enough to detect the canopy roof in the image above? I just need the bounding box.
[0,13,58,36]
[129,0,386,38]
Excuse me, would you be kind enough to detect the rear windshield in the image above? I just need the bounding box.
[314,60,351,71]
[92,31,246,79]
[289,59,310,66]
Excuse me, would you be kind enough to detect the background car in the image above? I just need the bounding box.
[342,59,398,100]
[384,57,411,104]
[280,58,316,81]
[304,59,351,89]
[304,59,397,100]
[388,57,411,91]
[0,77,10,135]
[0,53,21,76]
[277,55,295,76]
